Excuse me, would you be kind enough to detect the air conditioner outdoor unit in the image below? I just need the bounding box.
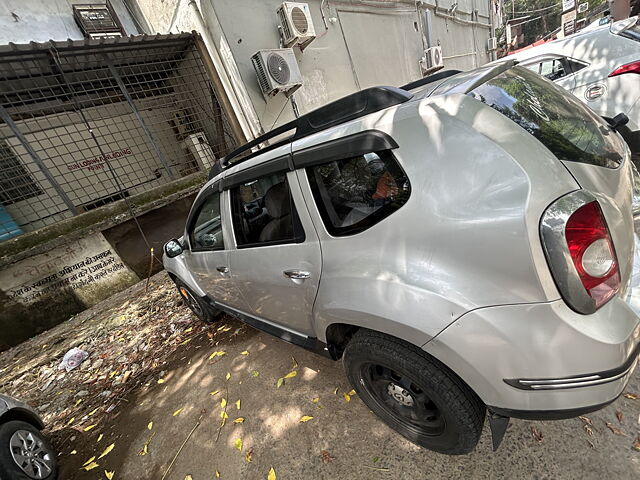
[181,133,217,172]
[487,37,498,51]
[421,46,444,74]
[277,2,316,51]
[251,48,303,98]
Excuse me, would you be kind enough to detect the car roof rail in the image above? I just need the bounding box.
[217,86,413,172]
[399,70,462,91]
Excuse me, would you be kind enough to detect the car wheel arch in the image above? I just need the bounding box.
[0,408,44,430]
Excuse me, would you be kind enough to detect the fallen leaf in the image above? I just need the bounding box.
[88,408,99,417]
[97,434,103,443]
[105,471,114,480]
[268,467,277,480]
[75,399,83,407]
[233,417,245,424]
[299,415,314,423]
[241,351,249,355]
[83,462,99,471]
[210,390,220,396]
[173,407,184,417]
[343,393,351,402]
[530,426,544,444]
[284,371,297,379]
[245,446,253,462]
[633,436,640,451]
[333,387,338,395]
[320,449,334,464]
[67,417,75,426]
[276,377,284,388]
[616,410,624,423]
[184,327,193,333]
[138,432,155,456]
[98,443,115,460]
[235,438,243,451]
[83,456,96,466]
[220,411,229,420]
[180,338,192,346]
[221,398,227,409]
[70,450,77,455]
[235,400,241,410]
[348,389,356,396]
[312,397,320,403]
[605,422,627,436]
[84,423,97,432]
[226,372,231,381]
[251,370,260,377]
[216,471,221,478]
[209,351,226,359]
[291,356,298,369]
[579,416,594,436]
[185,476,193,480]
[222,326,231,332]
[147,422,153,430]
[623,392,639,400]
[157,379,165,384]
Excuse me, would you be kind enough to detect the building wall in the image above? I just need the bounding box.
[0,0,140,44]
[134,0,494,130]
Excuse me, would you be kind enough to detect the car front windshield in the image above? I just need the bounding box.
[469,66,623,168]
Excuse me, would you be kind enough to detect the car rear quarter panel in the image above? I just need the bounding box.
[295,95,579,346]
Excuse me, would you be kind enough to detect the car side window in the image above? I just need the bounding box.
[230,171,304,248]
[190,191,224,251]
[306,151,410,236]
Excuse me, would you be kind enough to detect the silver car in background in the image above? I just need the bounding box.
[0,394,56,479]
[164,61,640,454]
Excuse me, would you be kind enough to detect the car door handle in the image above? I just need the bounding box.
[216,266,229,273]
[283,269,311,280]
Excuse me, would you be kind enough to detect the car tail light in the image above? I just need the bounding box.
[540,191,620,314]
[564,201,620,309]
[609,60,640,77]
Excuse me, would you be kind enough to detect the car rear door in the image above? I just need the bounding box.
[182,183,249,311]
[225,160,322,337]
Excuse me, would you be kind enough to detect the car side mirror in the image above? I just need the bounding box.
[606,113,629,132]
[164,239,184,258]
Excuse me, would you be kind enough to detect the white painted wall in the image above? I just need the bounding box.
[0,0,140,44]
[133,0,494,131]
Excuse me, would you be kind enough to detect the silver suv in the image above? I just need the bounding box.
[164,62,640,454]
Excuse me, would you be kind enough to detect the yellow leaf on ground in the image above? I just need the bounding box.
[109,371,117,378]
[75,399,83,407]
[268,467,277,480]
[226,372,231,381]
[83,456,96,467]
[209,390,220,396]
[220,398,227,409]
[88,408,99,417]
[235,400,241,410]
[67,417,75,426]
[98,443,115,460]
[70,450,77,455]
[180,338,192,346]
[348,389,356,396]
[343,393,351,402]
[245,447,253,462]
[216,471,220,478]
[209,351,226,359]
[97,434,103,443]
[173,407,184,416]
[220,411,228,419]
[83,462,99,471]
[241,350,249,355]
[105,470,114,479]
[284,371,297,379]
[235,438,243,451]
[276,377,284,388]
[233,417,245,424]
[185,476,193,480]
[184,327,193,333]
[222,326,231,332]
[333,387,339,395]
[312,397,320,403]
[299,415,314,423]
[147,422,153,430]
[139,444,148,456]
[157,379,165,384]
[84,424,97,432]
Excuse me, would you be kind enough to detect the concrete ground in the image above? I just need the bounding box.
[55,308,640,479]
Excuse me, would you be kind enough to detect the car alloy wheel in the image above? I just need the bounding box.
[9,430,55,480]
[361,363,445,436]
[179,286,204,317]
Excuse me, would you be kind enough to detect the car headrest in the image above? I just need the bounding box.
[264,182,291,219]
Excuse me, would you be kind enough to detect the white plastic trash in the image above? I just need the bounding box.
[58,347,89,371]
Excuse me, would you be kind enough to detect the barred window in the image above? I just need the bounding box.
[0,141,42,206]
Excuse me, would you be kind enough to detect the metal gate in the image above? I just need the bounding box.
[0,33,236,242]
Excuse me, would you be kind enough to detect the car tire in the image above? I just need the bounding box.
[342,329,485,455]
[0,420,57,480]
[174,279,221,324]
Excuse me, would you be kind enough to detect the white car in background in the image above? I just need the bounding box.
[505,16,640,153]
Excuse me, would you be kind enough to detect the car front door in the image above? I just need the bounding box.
[225,167,321,337]
[183,184,248,311]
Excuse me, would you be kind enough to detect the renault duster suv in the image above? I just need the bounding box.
[164,61,640,454]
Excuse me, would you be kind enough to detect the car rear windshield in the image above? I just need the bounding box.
[469,67,623,168]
